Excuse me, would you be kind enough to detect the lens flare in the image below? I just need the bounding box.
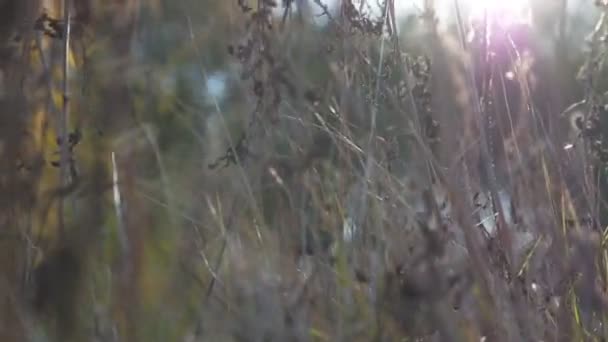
[467,0,531,27]
[462,0,534,58]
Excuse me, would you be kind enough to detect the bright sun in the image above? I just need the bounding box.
[400,0,532,27]
[319,0,533,29]
[465,0,531,25]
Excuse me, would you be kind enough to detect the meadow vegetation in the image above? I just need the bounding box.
[2,0,608,341]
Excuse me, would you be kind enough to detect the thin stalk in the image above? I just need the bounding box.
[352,0,390,243]
[111,152,129,260]
[58,0,72,237]
[183,13,265,245]
[453,0,514,268]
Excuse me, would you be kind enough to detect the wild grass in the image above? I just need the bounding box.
[2,0,608,341]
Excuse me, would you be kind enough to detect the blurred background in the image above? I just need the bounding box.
[2,0,608,341]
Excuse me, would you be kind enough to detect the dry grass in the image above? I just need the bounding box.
[1,0,608,341]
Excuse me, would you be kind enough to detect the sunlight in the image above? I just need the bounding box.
[459,0,531,26]
[404,0,532,29]
[311,1,532,29]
